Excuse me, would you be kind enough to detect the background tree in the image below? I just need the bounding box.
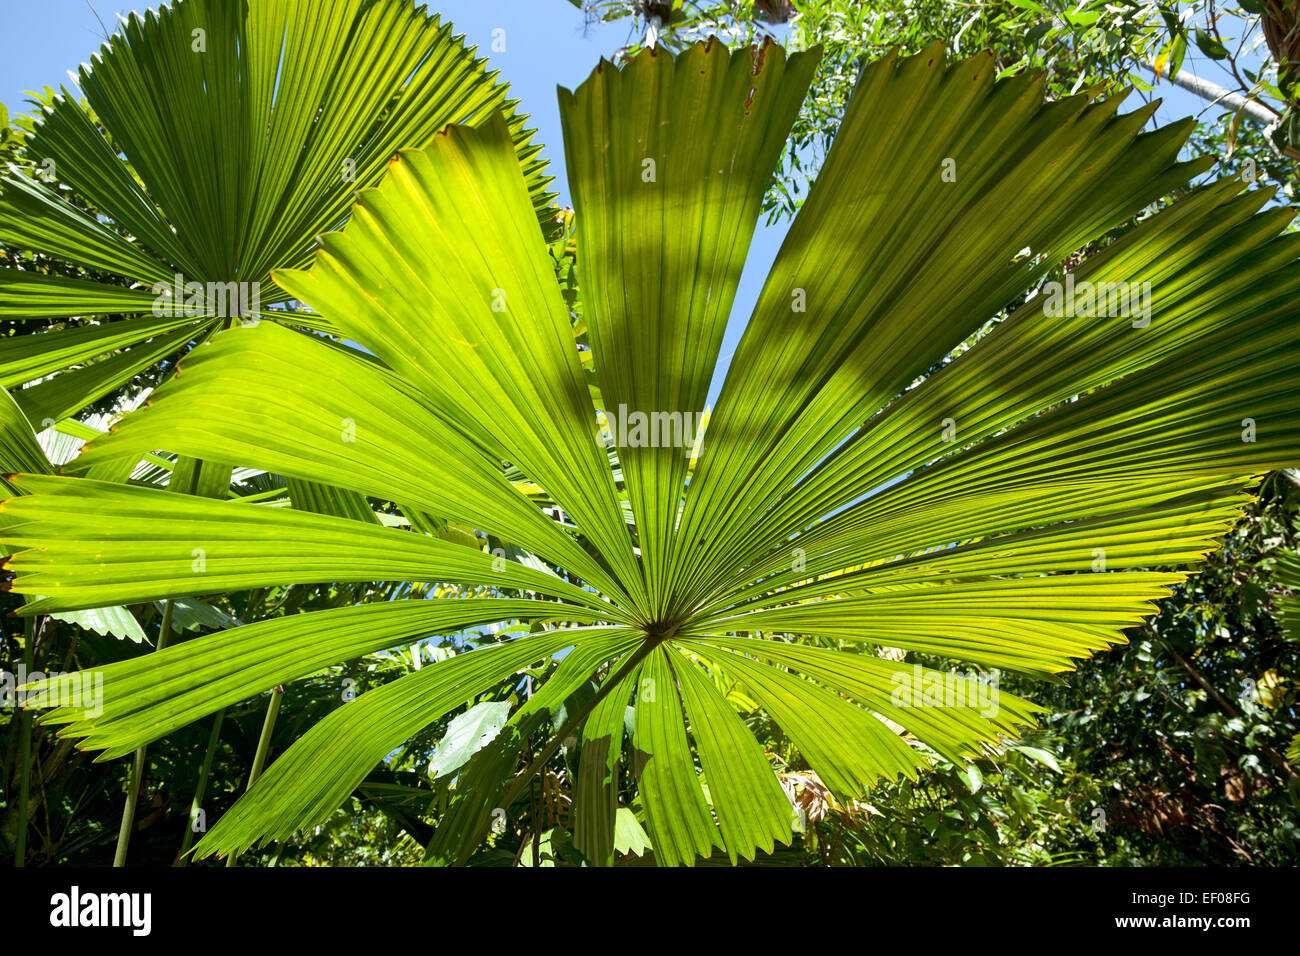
[572,0,1298,215]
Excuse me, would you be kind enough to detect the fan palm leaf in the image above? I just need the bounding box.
[9,39,1300,865]
[0,0,554,423]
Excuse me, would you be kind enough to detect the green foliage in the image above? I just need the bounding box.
[576,0,1299,217]
[1038,471,1300,865]
[2,1,1298,868]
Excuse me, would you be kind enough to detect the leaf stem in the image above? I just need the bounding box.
[114,599,175,867]
[15,615,34,866]
[177,706,225,864]
[226,685,284,867]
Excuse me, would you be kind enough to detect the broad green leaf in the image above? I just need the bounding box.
[683,642,920,800]
[668,45,1215,607]
[1011,744,1062,774]
[0,311,194,387]
[197,628,637,857]
[428,700,513,780]
[13,323,209,426]
[2,387,147,642]
[286,477,380,526]
[1194,27,1230,61]
[677,635,1042,765]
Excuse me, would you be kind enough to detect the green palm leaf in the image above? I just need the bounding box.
[10,40,1300,865]
[1,385,148,640]
[0,0,554,420]
[1275,547,1300,643]
[1,474,611,614]
[71,321,622,597]
[191,628,619,853]
[37,601,613,760]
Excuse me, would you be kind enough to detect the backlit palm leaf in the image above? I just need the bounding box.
[0,0,554,422]
[9,40,1300,865]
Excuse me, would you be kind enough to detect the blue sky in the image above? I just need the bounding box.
[0,0,1220,407]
